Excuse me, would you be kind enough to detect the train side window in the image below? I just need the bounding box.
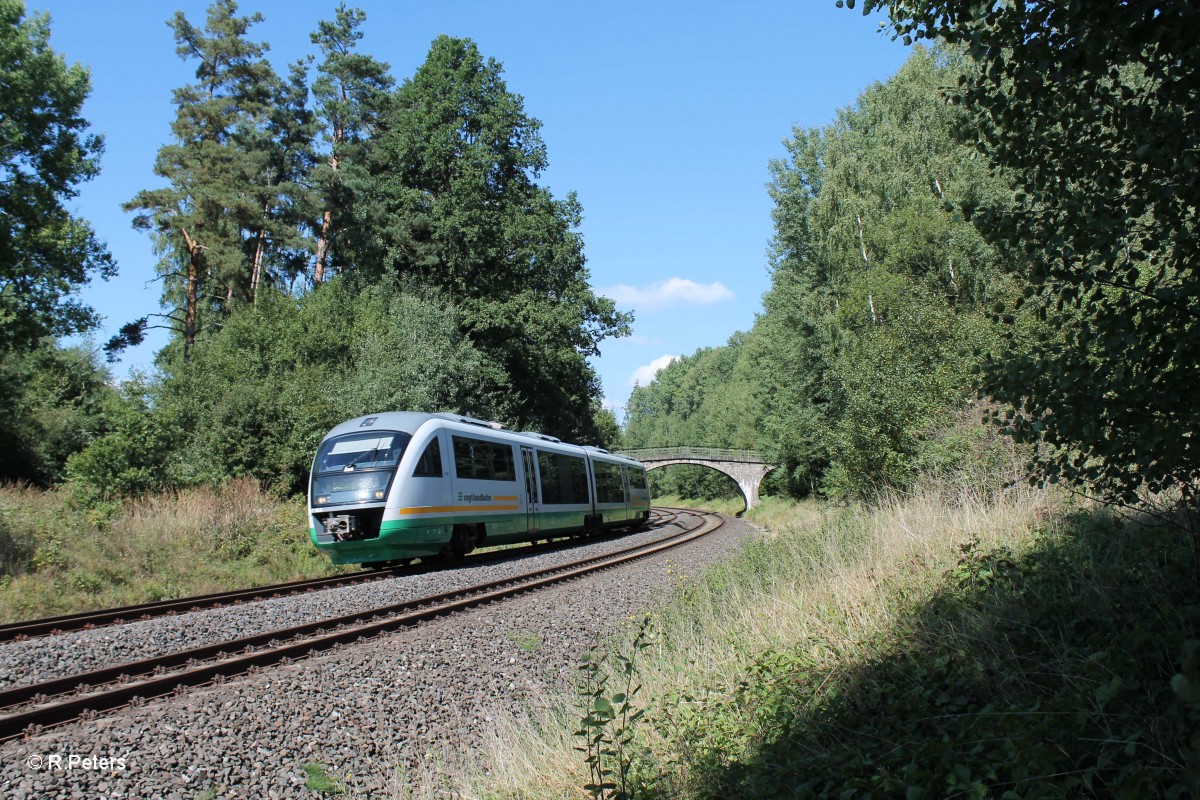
[595,461,624,503]
[629,468,648,490]
[491,443,516,482]
[565,455,589,503]
[537,451,561,503]
[536,451,589,504]
[453,435,516,481]
[413,438,443,477]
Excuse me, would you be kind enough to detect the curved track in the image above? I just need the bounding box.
[0,507,709,741]
[0,508,679,643]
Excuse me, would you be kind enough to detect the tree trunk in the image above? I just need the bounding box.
[932,176,959,298]
[180,226,201,363]
[313,127,342,286]
[250,227,267,305]
[314,209,333,285]
[856,212,877,325]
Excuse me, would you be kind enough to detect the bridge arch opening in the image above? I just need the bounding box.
[645,462,748,512]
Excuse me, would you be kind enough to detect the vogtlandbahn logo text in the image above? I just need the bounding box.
[458,493,493,502]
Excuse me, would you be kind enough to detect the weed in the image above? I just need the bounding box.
[301,762,344,795]
[575,614,654,799]
[506,628,543,653]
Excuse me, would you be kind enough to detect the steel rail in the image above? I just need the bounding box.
[0,508,716,741]
[0,569,388,642]
[0,509,676,643]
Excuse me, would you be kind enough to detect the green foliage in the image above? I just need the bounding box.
[859,1,1200,504]
[71,278,494,499]
[624,47,1018,500]
[308,2,393,284]
[0,0,115,351]
[625,335,761,451]
[591,404,624,451]
[757,44,1018,497]
[65,374,174,502]
[113,14,626,459]
[822,292,1006,496]
[624,335,763,500]
[361,35,631,441]
[0,340,113,485]
[124,0,288,356]
[647,467,740,505]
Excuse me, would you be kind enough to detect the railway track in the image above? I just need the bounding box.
[0,507,679,643]
[0,507,709,742]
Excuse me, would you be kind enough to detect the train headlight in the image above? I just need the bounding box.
[374,490,385,499]
[317,496,329,505]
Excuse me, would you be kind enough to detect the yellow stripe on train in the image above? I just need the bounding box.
[398,505,520,515]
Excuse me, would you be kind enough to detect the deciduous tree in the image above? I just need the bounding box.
[363,36,630,439]
[761,45,1015,495]
[0,0,114,352]
[856,0,1200,504]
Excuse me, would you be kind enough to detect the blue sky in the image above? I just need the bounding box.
[40,0,909,420]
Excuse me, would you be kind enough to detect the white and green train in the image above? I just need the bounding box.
[308,412,651,566]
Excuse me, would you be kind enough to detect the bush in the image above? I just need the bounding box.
[68,278,498,501]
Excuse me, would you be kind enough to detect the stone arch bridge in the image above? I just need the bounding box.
[618,447,777,510]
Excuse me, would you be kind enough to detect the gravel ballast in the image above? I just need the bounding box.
[0,512,754,799]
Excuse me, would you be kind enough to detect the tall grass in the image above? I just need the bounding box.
[457,484,1199,798]
[0,478,339,622]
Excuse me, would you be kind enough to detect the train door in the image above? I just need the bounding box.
[621,466,632,522]
[521,446,539,533]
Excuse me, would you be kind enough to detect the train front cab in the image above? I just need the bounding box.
[309,421,459,564]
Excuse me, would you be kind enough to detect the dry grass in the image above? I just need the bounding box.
[434,484,1060,799]
[0,478,339,622]
[654,486,1053,693]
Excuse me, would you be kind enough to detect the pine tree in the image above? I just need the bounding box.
[309,4,392,284]
[239,60,319,303]
[123,0,277,360]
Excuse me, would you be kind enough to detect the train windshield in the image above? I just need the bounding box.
[311,431,412,507]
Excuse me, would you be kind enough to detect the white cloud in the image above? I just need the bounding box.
[627,354,680,387]
[601,396,623,413]
[601,277,734,311]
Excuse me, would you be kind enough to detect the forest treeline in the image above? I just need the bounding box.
[629,3,1199,509]
[3,0,1197,517]
[626,46,1019,499]
[0,0,627,498]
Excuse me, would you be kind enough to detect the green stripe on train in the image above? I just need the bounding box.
[314,507,642,565]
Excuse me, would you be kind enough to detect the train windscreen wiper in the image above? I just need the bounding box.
[344,446,382,471]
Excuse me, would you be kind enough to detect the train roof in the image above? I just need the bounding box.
[319,412,645,468]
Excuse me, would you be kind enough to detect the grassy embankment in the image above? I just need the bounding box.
[460,487,1200,799]
[0,478,340,622]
